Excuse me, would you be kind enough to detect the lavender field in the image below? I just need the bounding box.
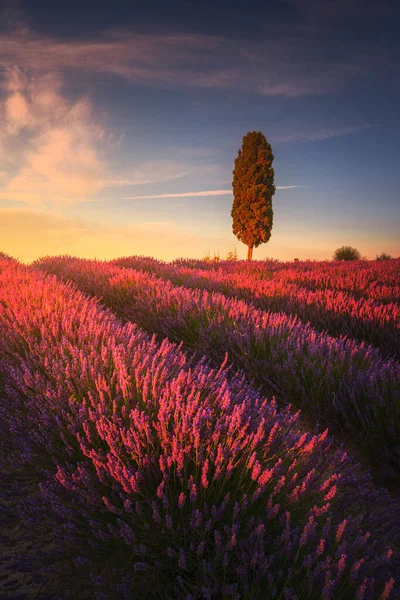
[1,253,399,599]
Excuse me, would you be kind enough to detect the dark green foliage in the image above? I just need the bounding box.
[376,252,392,261]
[333,246,361,261]
[231,131,275,260]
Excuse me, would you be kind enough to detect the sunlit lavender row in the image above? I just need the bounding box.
[35,256,400,479]
[111,257,400,359]
[0,255,397,599]
[170,258,400,305]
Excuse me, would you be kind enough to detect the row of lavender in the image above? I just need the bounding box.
[111,257,400,359]
[171,258,400,305]
[35,256,400,480]
[0,256,397,598]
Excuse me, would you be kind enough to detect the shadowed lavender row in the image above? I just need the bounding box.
[0,257,397,599]
[111,257,400,359]
[35,256,400,479]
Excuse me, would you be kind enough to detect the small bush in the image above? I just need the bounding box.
[226,248,238,261]
[376,252,392,261]
[333,246,361,261]
[202,251,220,263]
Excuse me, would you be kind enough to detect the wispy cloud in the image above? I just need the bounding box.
[278,124,377,143]
[0,24,365,97]
[0,67,218,206]
[275,186,302,190]
[124,186,301,199]
[102,161,221,188]
[125,190,233,200]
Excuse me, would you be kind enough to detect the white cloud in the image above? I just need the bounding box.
[276,186,302,190]
[0,68,106,205]
[0,65,225,205]
[124,186,301,199]
[125,190,233,200]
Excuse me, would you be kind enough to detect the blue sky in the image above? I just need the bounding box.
[0,0,399,261]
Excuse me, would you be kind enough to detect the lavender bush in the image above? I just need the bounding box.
[35,256,400,478]
[0,258,397,598]
[111,257,400,359]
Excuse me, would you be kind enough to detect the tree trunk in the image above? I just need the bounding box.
[247,246,253,261]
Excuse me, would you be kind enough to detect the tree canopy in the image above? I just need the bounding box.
[231,131,275,260]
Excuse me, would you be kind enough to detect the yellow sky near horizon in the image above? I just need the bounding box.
[2,207,398,264]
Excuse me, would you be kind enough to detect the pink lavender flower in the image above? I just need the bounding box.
[380,578,395,600]
[316,538,325,557]
[299,515,316,548]
[337,554,347,572]
[336,519,348,542]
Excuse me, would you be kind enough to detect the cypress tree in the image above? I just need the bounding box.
[231,131,275,260]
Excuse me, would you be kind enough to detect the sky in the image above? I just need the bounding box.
[0,0,399,262]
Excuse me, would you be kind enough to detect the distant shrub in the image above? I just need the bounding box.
[376,252,392,261]
[226,248,238,261]
[202,251,220,263]
[333,246,361,261]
